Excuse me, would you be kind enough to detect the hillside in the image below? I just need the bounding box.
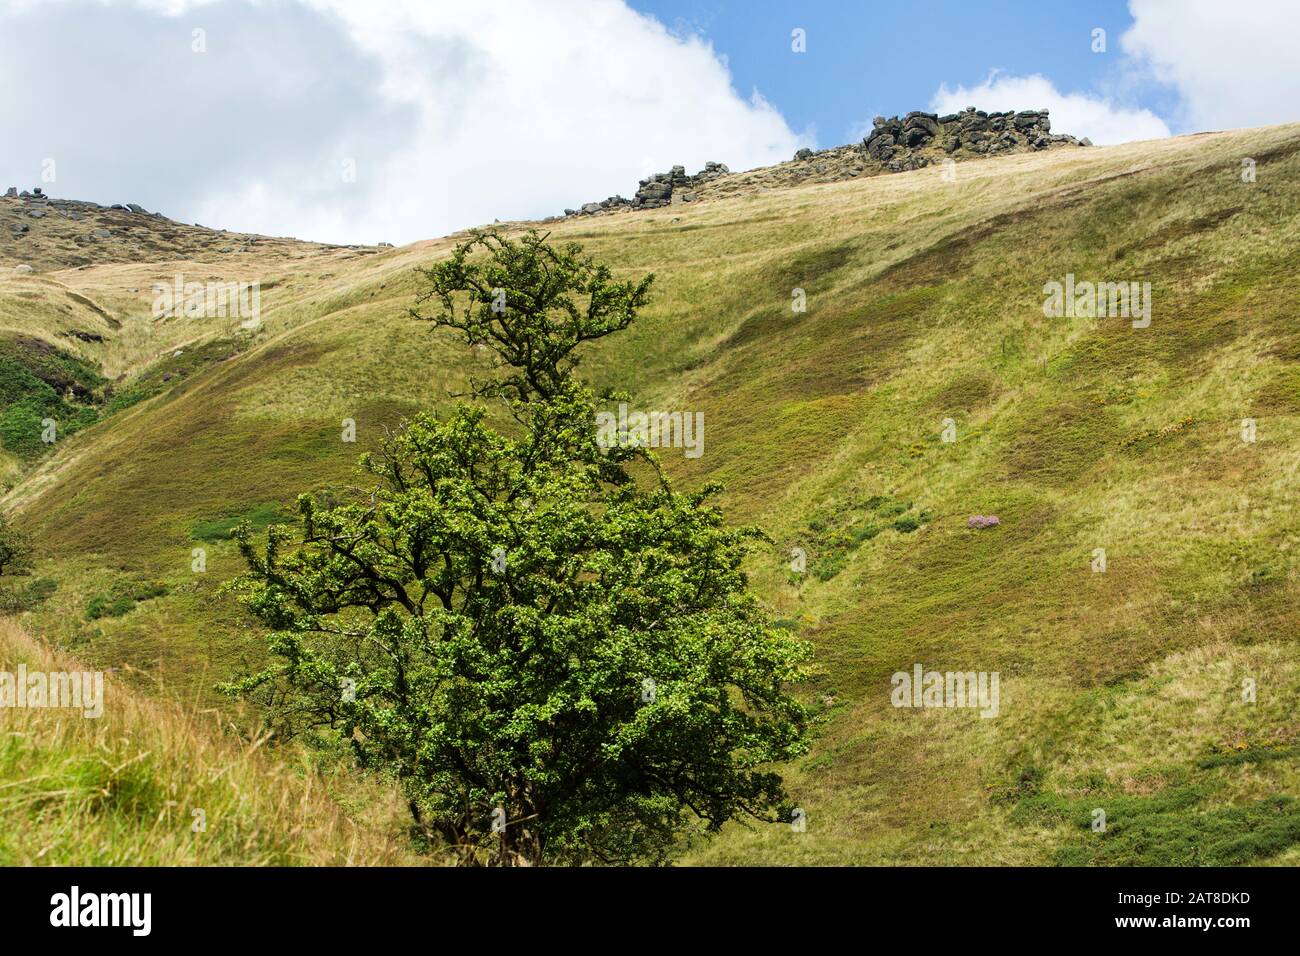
[2,121,1299,865]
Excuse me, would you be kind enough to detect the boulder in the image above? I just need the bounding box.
[905,114,940,137]
[794,147,814,161]
[903,126,930,147]
[865,133,895,160]
[14,264,33,274]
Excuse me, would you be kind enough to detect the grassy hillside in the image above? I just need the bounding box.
[0,619,420,865]
[2,121,1299,864]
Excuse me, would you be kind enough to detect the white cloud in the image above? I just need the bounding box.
[0,0,803,244]
[930,72,1171,146]
[1121,0,1300,132]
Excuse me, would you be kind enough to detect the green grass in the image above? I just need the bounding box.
[191,502,290,543]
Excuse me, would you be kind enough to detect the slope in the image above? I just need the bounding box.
[3,122,1299,865]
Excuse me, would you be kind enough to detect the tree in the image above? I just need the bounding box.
[0,513,33,577]
[226,229,810,866]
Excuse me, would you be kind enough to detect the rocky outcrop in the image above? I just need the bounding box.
[4,187,163,221]
[859,107,1082,172]
[563,161,730,217]
[558,107,1088,220]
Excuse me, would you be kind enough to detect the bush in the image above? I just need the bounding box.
[0,576,57,612]
[85,581,168,620]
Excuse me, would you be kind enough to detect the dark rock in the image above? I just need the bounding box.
[866,133,895,160]
[794,147,814,161]
[903,126,931,147]
[905,114,940,137]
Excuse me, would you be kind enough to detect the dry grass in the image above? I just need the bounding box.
[0,618,423,865]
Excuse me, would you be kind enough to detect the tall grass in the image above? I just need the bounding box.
[0,618,422,866]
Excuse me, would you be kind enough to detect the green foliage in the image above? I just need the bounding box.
[411,229,653,402]
[85,580,168,620]
[1045,791,1300,866]
[1197,741,1299,769]
[0,513,34,577]
[800,494,930,582]
[0,336,106,460]
[0,576,56,612]
[229,230,810,866]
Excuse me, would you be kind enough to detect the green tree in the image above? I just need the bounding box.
[227,230,810,866]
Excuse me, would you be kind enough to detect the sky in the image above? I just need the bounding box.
[1,0,1297,245]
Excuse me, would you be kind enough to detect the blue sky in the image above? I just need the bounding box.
[632,0,1176,145]
[1,0,1295,243]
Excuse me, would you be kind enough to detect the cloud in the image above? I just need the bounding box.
[0,0,802,244]
[1121,0,1300,132]
[931,72,1171,146]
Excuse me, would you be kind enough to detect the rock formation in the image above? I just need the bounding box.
[561,107,1089,218]
[563,161,730,217]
